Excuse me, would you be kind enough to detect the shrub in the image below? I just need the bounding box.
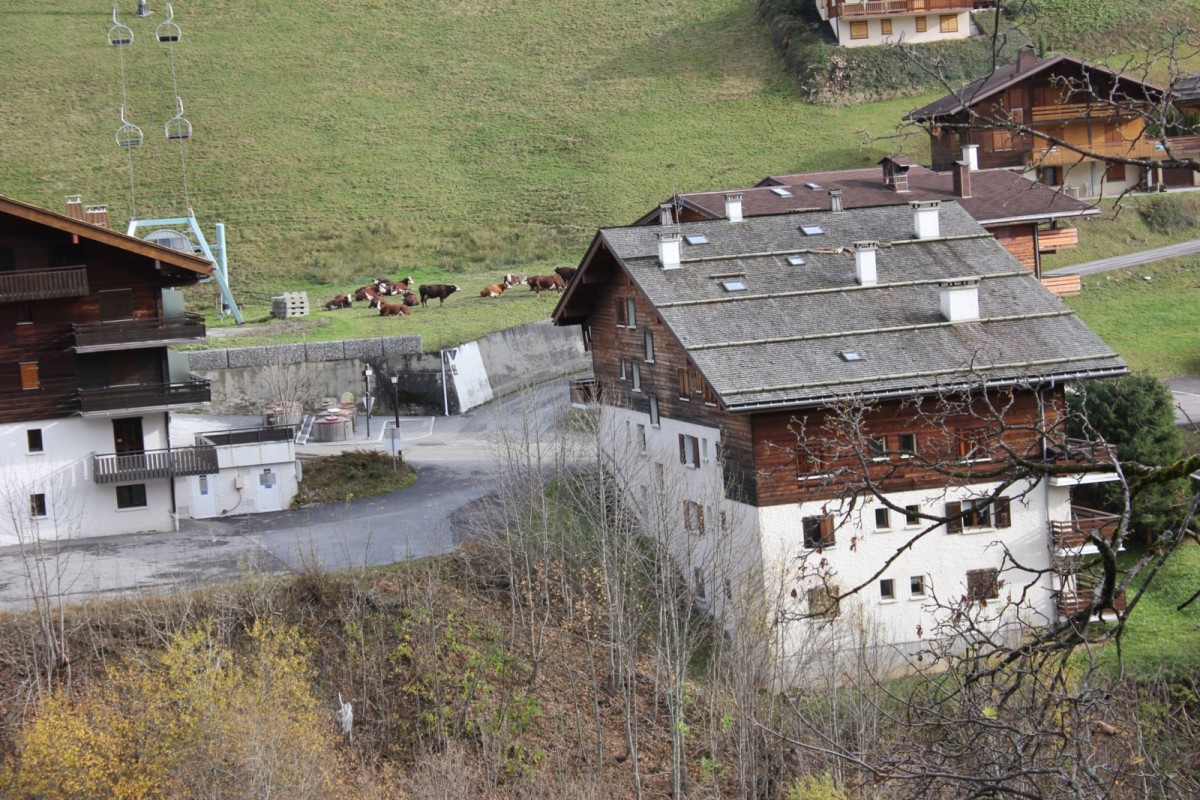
[1138,195,1200,235]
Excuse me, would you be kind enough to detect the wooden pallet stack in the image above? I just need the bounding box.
[271,292,309,319]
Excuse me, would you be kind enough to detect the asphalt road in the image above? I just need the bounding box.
[1045,237,1200,276]
[0,381,574,610]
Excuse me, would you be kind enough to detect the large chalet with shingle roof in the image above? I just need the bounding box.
[554,198,1126,680]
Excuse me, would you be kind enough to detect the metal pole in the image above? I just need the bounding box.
[391,375,401,472]
[363,365,373,438]
[440,350,450,417]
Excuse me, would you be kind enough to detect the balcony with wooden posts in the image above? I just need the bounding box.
[569,377,602,408]
[1031,138,1163,167]
[78,377,211,416]
[1046,437,1119,485]
[1030,102,1147,124]
[92,445,219,484]
[1057,586,1127,620]
[73,313,206,352]
[827,0,971,17]
[1051,506,1121,553]
[1038,228,1079,253]
[0,266,89,302]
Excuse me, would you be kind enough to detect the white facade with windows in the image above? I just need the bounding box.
[815,2,972,48]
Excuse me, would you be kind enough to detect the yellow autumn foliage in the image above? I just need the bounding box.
[7,619,349,800]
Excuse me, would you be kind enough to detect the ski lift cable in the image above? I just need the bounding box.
[160,4,192,208]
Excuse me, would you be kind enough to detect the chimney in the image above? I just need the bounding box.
[911,200,941,239]
[961,143,979,171]
[724,192,744,223]
[854,241,878,286]
[658,232,682,269]
[659,203,674,226]
[65,195,85,221]
[829,189,844,213]
[893,165,909,193]
[953,161,972,198]
[1016,45,1037,74]
[85,205,111,228]
[940,279,980,323]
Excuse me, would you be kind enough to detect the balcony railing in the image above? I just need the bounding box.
[78,377,211,415]
[1057,587,1127,619]
[569,377,602,408]
[828,0,971,17]
[93,445,219,484]
[1032,138,1162,166]
[1046,437,1118,466]
[1030,102,1146,124]
[73,313,206,352]
[1051,506,1121,550]
[0,266,89,302]
[1162,134,1200,156]
[1037,228,1079,253]
[198,425,296,447]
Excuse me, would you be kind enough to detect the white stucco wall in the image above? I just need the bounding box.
[829,12,971,48]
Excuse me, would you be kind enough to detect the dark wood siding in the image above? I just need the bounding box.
[986,223,1038,272]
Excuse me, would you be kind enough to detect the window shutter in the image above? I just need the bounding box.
[678,368,689,397]
[679,434,686,464]
[697,505,705,536]
[995,498,1011,528]
[946,502,963,533]
[615,298,626,326]
[819,515,835,547]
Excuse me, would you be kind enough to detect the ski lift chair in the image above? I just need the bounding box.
[108,7,133,46]
[156,4,181,43]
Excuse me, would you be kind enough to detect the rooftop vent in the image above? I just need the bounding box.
[940,279,980,323]
[953,160,972,198]
[770,186,793,197]
[725,192,744,223]
[829,189,844,213]
[961,143,979,171]
[800,224,824,236]
[854,241,878,286]
[787,255,806,266]
[684,234,709,245]
[85,205,111,228]
[911,200,941,240]
[65,195,85,221]
[658,232,682,269]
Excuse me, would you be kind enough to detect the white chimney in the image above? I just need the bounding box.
[940,279,980,323]
[962,144,979,171]
[658,232,682,269]
[854,241,878,286]
[659,203,674,226]
[829,189,844,213]
[725,193,744,223]
[912,200,941,240]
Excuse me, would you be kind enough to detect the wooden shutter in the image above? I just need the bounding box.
[946,501,963,533]
[678,368,689,397]
[819,515,835,547]
[19,362,40,391]
[679,434,687,464]
[615,297,626,326]
[995,498,1011,528]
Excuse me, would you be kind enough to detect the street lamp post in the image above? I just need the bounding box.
[363,364,373,438]
[390,373,402,472]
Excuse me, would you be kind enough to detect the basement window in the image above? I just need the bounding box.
[770,187,793,197]
[721,279,747,292]
[684,234,709,246]
[787,255,806,266]
[801,225,824,236]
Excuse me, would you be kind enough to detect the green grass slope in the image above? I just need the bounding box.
[0,0,930,318]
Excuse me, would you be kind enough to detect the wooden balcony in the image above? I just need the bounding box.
[1046,438,1119,485]
[569,377,602,408]
[1162,134,1200,156]
[0,266,89,302]
[1051,506,1121,551]
[1057,587,1126,619]
[828,0,971,17]
[73,313,206,352]
[92,445,219,484]
[1038,228,1078,253]
[78,378,211,416]
[1030,103,1146,124]
[1032,138,1162,166]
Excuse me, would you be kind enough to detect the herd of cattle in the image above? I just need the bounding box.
[321,267,578,316]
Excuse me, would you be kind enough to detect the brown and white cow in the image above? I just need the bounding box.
[526,274,566,295]
[353,284,380,303]
[401,291,420,307]
[480,283,508,298]
[372,297,410,316]
[502,273,522,288]
[419,284,460,306]
[323,294,353,310]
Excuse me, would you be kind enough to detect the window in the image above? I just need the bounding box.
[910,575,926,597]
[679,434,700,468]
[880,578,896,601]
[720,509,731,533]
[1106,162,1127,182]
[992,125,1014,152]
[896,433,917,456]
[966,568,1000,602]
[874,507,890,530]
[905,504,921,526]
[702,381,718,406]
[644,329,654,362]
[199,474,209,496]
[724,578,733,601]
[619,358,627,381]
[636,423,647,453]
[881,17,892,35]
[627,298,637,329]
[694,567,707,599]
[958,427,993,461]
[30,493,47,518]
[678,368,690,399]
[915,16,927,32]
[945,498,1011,532]
[849,20,868,39]
[806,584,840,617]
[27,429,43,454]
[868,435,888,459]
[802,514,835,549]
[684,500,705,535]
[939,14,958,32]
[684,234,709,246]
[98,289,134,322]
[615,297,627,327]
[649,395,660,427]
[19,362,40,391]
[631,361,642,392]
[116,483,148,509]
[15,302,33,324]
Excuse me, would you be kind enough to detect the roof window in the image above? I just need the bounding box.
[684,234,709,245]
[770,187,793,197]
[804,182,822,190]
[839,350,863,362]
[786,255,806,266]
[721,279,748,292]
[800,225,824,236]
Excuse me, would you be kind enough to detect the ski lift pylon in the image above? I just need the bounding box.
[165,96,192,141]
[107,7,133,46]
[156,4,181,43]
[116,105,143,148]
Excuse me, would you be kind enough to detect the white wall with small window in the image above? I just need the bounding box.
[826,9,970,47]
[174,436,299,519]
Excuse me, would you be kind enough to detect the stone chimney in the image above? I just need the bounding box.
[953,161,972,198]
[854,241,878,286]
[658,232,682,269]
[940,279,980,323]
[65,195,85,221]
[1016,45,1037,74]
[724,193,744,223]
[659,203,674,226]
[829,189,844,213]
[85,205,111,228]
[912,200,941,239]
[961,143,979,171]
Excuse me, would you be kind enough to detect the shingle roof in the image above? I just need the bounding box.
[1174,74,1200,104]
[598,203,1125,411]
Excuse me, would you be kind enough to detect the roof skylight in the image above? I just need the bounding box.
[839,350,863,362]
[786,255,806,266]
[684,234,709,245]
[770,187,793,197]
[800,225,824,236]
[804,182,822,190]
[721,279,748,292]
